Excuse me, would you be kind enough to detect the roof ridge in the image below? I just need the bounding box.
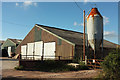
[36,24,83,34]
[8,38,22,40]
[104,39,119,46]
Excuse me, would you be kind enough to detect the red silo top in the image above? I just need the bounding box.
[87,8,103,19]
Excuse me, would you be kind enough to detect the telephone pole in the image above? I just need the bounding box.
[83,10,86,61]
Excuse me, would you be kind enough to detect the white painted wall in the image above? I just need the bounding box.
[8,47,11,57]
[44,42,56,59]
[21,45,27,59]
[27,43,34,58]
[34,41,43,60]
[20,41,56,60]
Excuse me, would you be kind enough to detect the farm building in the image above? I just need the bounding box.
[16,24,119,61]
[0,40,5,57]
[1,38,22,57]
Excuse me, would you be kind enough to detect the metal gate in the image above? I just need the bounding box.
[87,59,104,69]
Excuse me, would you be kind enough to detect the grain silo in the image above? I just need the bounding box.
[87,8,103,55]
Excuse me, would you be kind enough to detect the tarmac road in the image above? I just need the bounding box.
[0,57,19,79]
[0,57,19,70]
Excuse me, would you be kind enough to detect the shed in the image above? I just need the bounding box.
[1,38,22,57]
[16,24,119,60]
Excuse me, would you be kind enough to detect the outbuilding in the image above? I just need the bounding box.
[1,38,22,57]
[16,24,119,60]
[0,40,4,57]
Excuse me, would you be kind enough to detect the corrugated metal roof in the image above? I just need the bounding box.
[36,24,119,49]
[37,24,83,45]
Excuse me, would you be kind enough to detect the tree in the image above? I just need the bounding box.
[101,49,120,79]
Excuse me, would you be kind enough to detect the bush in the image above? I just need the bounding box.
[33,60,88,72]
[14,65,24,70]
[16,60,89,72]
[101,49,120,79]
[72,58,81,63]
[77,65,89,70]
[78,61,89,70]
[34,60,68,72]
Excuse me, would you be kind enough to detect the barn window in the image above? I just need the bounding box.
[58,39,62,45]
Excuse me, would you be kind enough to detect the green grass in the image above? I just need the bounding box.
[14,65,24,70]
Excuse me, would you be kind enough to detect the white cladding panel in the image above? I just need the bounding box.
[21,45,27,59]
[87,15,103,50]
[44,42,56,59]
[8,47,11,57]
[34,41,43,60]
[27,43,34,58]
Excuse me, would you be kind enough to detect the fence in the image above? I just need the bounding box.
[20,55,104,69]
[20,55,74,61]
[87,59,104,69]
[19,55,73,67]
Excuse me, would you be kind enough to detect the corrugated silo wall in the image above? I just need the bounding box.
[16,26,74,60]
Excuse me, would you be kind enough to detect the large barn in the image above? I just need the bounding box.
[16,24,119,61]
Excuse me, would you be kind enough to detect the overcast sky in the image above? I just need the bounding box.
[1,1,119,44]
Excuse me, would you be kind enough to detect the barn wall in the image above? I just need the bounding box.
[38,26,74,60]
[74,45,95,60]
[74,45,116,60]
[75,45,83,60]
[96,47,116,59]
[34,27,42,42]
[16,26,74,60]
[88,47,117,59]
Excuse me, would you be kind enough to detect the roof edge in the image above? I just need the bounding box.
[36,24,83,34]
[8,38,17,45]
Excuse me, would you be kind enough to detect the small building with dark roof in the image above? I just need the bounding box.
[1,38,22,57]
[16,24,119,60]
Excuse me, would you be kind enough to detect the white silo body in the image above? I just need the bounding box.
[87,8,103,50]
